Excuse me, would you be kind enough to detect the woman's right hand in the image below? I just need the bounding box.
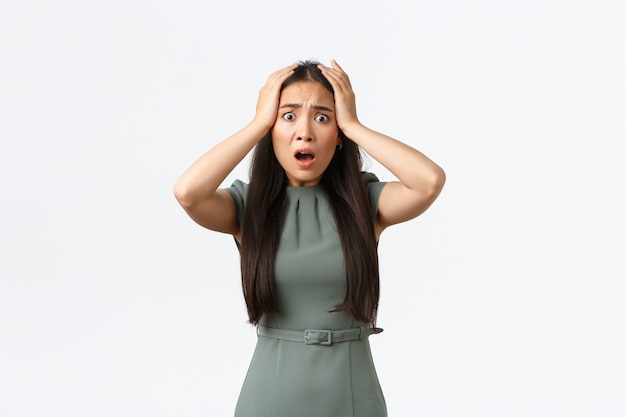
[252,63,298,132]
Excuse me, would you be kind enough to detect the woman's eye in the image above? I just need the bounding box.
[282,112,295,121]
[315,114,329,122]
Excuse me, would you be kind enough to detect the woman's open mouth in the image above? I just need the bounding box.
[295,150,316,168]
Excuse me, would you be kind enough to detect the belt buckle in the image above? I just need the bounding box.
[304,329,332,346]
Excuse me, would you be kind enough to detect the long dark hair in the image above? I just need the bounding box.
[240,61,380,326]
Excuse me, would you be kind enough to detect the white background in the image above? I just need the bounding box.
[1,0,625,416]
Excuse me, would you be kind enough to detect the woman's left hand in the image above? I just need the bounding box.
[318,60,361,131]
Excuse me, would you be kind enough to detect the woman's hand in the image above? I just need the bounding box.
[319,60,445,238]
[318,60,361,131]
[253,63,298,132]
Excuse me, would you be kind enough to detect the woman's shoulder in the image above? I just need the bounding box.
[361,171,381,185]
[360,172,387,215]
[224,179,248,220]
[361,171,387,191]
[227,178,248,193]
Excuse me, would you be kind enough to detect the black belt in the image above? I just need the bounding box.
[257,325,383,346]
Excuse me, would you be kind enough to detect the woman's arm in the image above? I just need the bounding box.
[319,60,446,237]
[173,64,297,239]
[342,124,445,236]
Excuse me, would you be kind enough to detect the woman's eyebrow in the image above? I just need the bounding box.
[279,103,334,112]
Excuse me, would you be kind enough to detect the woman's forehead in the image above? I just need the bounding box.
[280,81,334,106]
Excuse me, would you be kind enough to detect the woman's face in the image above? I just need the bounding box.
[272,80,341,187]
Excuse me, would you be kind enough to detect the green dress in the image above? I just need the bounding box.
[226,172,388,417]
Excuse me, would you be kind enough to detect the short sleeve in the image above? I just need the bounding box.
[224,179,248,226]
[362,172,387,217]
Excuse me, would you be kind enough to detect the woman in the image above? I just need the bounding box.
[174,60,445,417]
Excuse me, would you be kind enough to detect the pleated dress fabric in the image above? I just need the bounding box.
[226,173,388,417]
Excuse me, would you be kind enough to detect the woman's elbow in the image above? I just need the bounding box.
[173,179,195,209]
[425,166,446,199]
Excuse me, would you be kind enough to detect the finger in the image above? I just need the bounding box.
[330,59,345,73]
[319,66,351,93]
[267,63,298,84]
[321,63,352,91]
[275,62,298,74]
[318,69,342,94]
[318,63,341,83]
[280,62,298,74]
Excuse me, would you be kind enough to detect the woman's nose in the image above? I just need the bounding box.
[296,119,313,141]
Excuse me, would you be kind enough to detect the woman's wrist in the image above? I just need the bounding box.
[340,120,366,141]
[245,118,273,139]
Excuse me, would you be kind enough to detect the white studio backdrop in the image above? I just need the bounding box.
[1,0,625,416]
